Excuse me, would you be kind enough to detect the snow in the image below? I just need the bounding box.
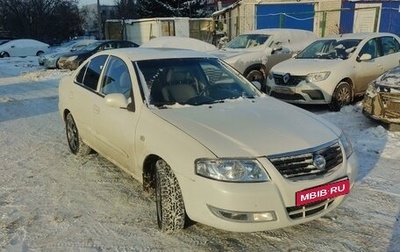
[0,56,399,251]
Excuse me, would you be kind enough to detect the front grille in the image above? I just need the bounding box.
[273,74,306,86]
[287,198,335,219]
[268,142,343,180]
[270,91,305,101]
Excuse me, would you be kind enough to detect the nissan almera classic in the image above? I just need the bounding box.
[58,47,358,233]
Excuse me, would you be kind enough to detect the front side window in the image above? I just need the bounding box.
[359,38,380,59]
[135,58,260,107]
[101,56,132,98]
[75,55,108,90]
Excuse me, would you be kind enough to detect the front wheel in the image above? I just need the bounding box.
[65,113,91,155]
[155,159,185,233]
[329,81,352,111]
[246,69,266,92]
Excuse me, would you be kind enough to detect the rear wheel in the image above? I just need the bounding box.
[36,51,44,56]
[329,81,352,111]
[65,113,91,155]
[155,159,185,233]
[1,52,10,57]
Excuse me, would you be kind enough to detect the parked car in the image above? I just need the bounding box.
[140,36,217,52]
[38,39,97,68]
[0,39,49,57]
[362,65,400,129]
[57,40,138,70]
[58,47,358,233]
[266,32,400,111]
[211,28,317,91]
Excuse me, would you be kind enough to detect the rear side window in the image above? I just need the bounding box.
[75,55,108,90]
[381,36,400,55]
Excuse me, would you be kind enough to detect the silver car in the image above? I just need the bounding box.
[39,39,97,68]
[58,47,358,233]
[212,28,317,91]
[266,32,400,111]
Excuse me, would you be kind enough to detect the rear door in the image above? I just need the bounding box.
[67,54,108,148]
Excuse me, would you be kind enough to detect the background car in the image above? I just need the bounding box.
[266,32,400,111]
[39,39,97,68]
[362,65,400,130]
[0,39,49,57]
[211,28,317,91]
[57,40,138,70]
[58,47,357,233]
[140,36,217,52]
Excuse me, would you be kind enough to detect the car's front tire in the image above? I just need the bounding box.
[329,81,352,111]
[65,113,91,155]
[155,159,185,233]
[246,69,266,92]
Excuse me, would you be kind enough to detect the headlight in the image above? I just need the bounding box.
[195,158,270,182]
[339,132,353,158]
[67,56,78,61]
[306,71,330,82]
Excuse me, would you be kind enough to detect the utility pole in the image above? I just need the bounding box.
[97,0,103,39]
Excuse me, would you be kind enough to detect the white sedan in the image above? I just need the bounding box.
[0,39,49,57]
[266,32,400,111]
[58,47,358,233]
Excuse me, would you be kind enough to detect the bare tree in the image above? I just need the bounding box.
[0,0,84,45]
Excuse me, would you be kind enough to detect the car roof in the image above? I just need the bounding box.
[241,28,314,35]
[320,32,399,40]
[94,47,218,61]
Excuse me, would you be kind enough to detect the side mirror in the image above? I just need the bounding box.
[358,53,372,62]
[271,46,283,54]
[104,93,128,109]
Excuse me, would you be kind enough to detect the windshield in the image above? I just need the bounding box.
[82,41,102,51]
[135,58,261,107]
[224,34,269,49]
[296,39,361,59]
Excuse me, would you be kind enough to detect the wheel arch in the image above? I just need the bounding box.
[243,64,267,78]
[142,154,161,194]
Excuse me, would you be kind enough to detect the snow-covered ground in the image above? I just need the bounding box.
[0,56,399,252]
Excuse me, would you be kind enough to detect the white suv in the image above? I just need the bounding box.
[266,32,400,111]
[212,28,317,91]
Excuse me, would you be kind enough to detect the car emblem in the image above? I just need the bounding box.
[282,73,290,84]
[313,154,326,170]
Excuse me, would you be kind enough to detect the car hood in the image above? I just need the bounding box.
[272,58,345,74]
[374,66,400,90]
[62,50,91,58]
[152,97,340,157]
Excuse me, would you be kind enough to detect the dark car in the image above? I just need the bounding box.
[57,40,138,70]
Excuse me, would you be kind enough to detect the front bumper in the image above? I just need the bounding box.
[179,153,358,232]
[362,92,400,124]
[266,77,335,105]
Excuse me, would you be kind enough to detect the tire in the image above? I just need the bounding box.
[246,69,266,92]
[155,159,185,233]
[36,51,44,56]
[329,81,352,111]
[1,52,10,57]
[65,113,91,155]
